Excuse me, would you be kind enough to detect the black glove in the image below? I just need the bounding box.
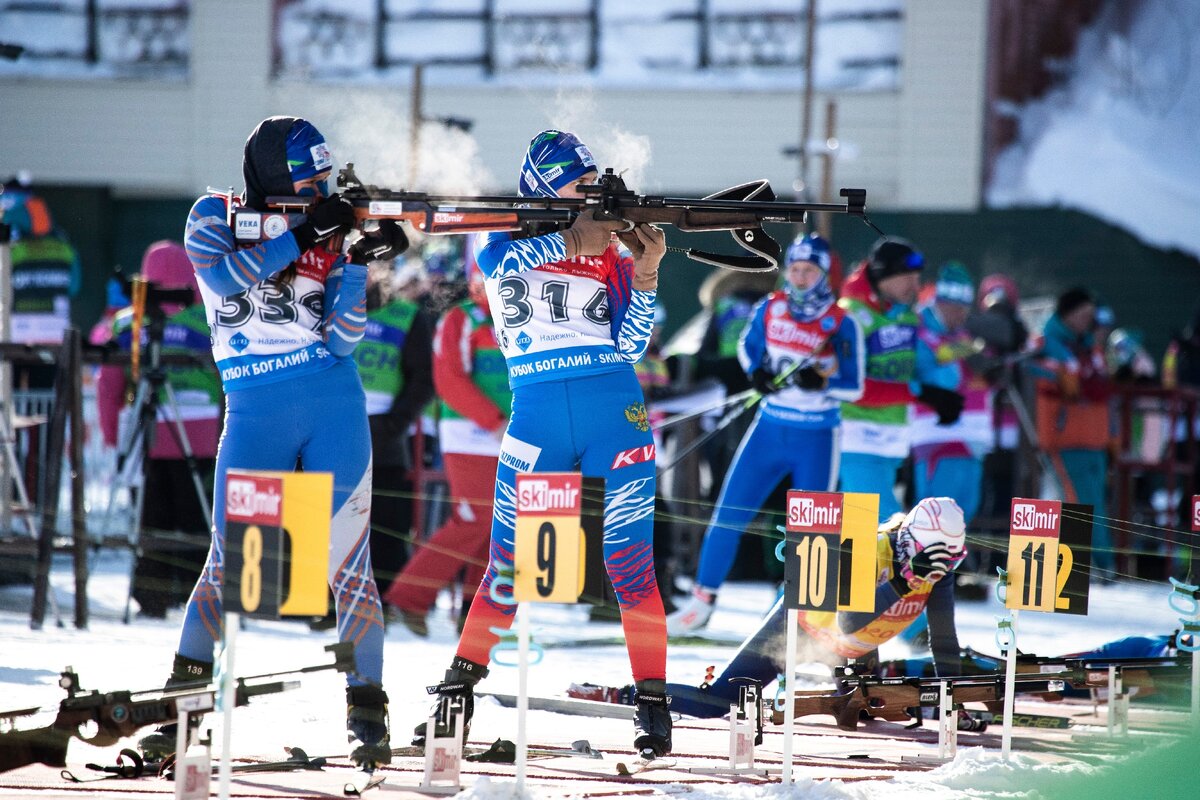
[792,365,828,392]
[751,368,782,395]
[895,543,960,593]
[917,384,965,425]
[291,194,355,252]
[349,220,409,265]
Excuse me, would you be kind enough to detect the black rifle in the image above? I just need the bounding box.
[226,165,875,272]
[0,642,355,773]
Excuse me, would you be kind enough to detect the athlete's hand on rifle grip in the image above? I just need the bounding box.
[619,224,666,292]
[349,220,409,265]
[751,368,782,396]
[563,209,623,259]
[292,194,355,252]
[792,365,828,392]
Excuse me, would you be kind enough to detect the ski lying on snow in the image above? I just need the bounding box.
[478,692,635,720]
[615,757,678,776]
[344,770,386,795]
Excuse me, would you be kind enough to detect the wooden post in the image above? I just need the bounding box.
[409,63,424,185]
[30,337,70,629]
[67,328,88,628]
[817,99,838,241]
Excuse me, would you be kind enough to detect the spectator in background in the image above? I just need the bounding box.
[355,259,435,600]
[0,175,82,388]
[693,267,778,500]
[838,238,964,520]
[911,263,991,527]
[1030,287,1114,576]
[96,241,220,619]
[967,274,1029,564]
[385,259,508,635]
[668,234,864,633]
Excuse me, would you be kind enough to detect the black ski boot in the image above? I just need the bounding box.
[137,653,213,760]
[346,684,392,767]
[632,680,673,758]
[412,656,488,748]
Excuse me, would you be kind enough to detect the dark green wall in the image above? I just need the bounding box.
[658,209,1200,360]
[25,187,1200,360]
[827,208,1200,359]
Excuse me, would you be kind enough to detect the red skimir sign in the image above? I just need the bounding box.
[516,474,581,515]
[226,475,283,525]
[1192,495,1200,532]
[1010,498,1061,537]
[787,491,843,534]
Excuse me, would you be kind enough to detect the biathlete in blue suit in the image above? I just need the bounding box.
[667,234,865,633]
[145,117,406,767]
[415,130,674,759]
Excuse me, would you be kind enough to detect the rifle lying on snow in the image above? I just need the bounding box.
[226,164,873,272]
[0,642,355,773]
[771,669,1152,731]
[1015,654,1191,702]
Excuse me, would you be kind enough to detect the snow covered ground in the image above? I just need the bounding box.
[1,549,1195,798]
[989,0,1200,259]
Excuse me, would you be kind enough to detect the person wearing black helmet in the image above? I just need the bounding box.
[142,117,405,768]
[837,238,965,520]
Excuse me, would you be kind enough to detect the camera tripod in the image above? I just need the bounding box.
[100,292,214,624]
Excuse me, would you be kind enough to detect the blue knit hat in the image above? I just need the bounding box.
[783,233,835,321]
[785,233,831,272]
[934,261,975,305]
[285,120,333,187]
[518,130,597,198]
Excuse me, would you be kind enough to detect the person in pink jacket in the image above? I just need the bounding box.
[96,240,221,618]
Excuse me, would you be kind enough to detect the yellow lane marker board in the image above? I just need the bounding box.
[222,470,332,619]
[514,473,587,604]
[1005,498,1092,614]
[783,491,877,613]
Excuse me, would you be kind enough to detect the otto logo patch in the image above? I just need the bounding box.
[1010,499,1061,536]
[611,444,656,470]
[516,475,580,514]
[226,476,283,524]
[310,142,332,172]
[787,491,842,534]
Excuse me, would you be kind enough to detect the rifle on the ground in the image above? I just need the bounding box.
[0,642,355,773]
[227,164,874,272]
[1015,654,1190,702]
[774,672,1085,731]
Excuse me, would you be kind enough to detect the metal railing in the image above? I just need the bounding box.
[0,0,188,72]
[273,0,903,83]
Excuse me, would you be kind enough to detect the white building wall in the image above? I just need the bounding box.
[1,0,986,210]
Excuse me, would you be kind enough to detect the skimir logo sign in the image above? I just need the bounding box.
[226,475,283,524]
[517,474,581,514]
[787,492,843,534]
[1010,500,1061,536]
